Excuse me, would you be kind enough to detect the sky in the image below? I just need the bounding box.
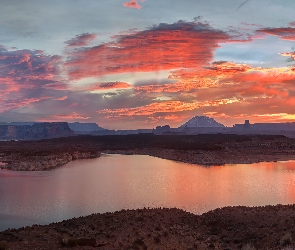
[1,0,295,129]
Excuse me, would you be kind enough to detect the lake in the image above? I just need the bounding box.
[1,154,295,231]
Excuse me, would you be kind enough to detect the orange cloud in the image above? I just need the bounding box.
[133,62,265,94]
[97,98,239,118]
[54,96,68,101]
[280,52,295,61]
[65,21,229,80]
[44,112,91,121]
[123,0,141,9]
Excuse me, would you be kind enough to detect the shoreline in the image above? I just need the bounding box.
[1,148,295,171]
[1,204,295,249]
[103,148,295,166]
[0,151,101,171]
[0,133,295,171]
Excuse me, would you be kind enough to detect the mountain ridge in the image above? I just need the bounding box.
[179,116,225,128]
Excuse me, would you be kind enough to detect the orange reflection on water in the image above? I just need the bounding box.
[1,155,295,230]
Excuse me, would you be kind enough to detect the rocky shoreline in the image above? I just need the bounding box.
[1,205,295,249]
[1,147,295,171]
[0,151,101,171]
[104,148,295,166]
[0,134,295,171]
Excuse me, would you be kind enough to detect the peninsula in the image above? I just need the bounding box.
[0,134,295,171]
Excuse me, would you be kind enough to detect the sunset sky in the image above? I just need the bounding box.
[1,0,295,129]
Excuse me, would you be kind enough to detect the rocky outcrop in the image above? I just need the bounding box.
[0,125,31,140]
[68,122,105,132]
[1,151,101,171]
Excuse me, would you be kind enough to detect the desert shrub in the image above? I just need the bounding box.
[58,237,68,247]
[281,232,293,247]
[67,238,78,247]
[0,241,8,250]
[58,237,77,247]
[242,244,256,250]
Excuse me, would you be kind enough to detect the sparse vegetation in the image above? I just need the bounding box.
[280,232,293,247]
[0,241,8,250]
[58,237,77,247]
[242,244,256,250]
[2,206,295,249]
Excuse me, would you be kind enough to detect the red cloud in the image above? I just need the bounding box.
[65,33,97,47]
[257,27,295,40]
[123,0,141,9]
[65,21,229,80]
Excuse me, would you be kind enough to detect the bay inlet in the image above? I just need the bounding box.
[1,154,295,231]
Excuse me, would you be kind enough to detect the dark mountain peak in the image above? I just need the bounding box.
[179,116,225,128]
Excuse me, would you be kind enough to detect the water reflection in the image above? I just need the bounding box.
[0,154,295,231]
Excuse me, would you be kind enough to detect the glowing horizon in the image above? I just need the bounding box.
[0,1,295,129]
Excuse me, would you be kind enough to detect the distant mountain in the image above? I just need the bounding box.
[68,122,105,132]
[179,116,225,128]
[0,122,73,140]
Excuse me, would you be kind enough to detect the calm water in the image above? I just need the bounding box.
[1,154,295,231]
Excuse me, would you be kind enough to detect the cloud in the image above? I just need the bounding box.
[0,46,65,113]
[257,27,295,40]
[0,97,50,113]
[97,98,240,118]
[289,21,295,27]
[44,112,91,121]
[236,0,250,11]
[133,62,252,94]
[54,96,68,101]
[87,81,132,91]
[65,20,229,80]
[123,0,142,9]
[280,52,295,61]
[65,33,97,47]
[0,47,63,89]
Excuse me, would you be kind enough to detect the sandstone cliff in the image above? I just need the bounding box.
[0,122,74,140]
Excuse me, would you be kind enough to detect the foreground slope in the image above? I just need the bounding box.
[1,205,295,249]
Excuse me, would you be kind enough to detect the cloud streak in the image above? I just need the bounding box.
[65,33,97,47]
[97,98,240,117]
[257,27,295,40]
[236,0,250,11]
